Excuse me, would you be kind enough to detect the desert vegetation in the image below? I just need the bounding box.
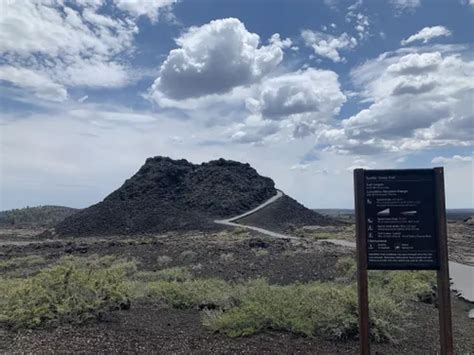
[130,259,435,343]
[292,225,355,241]
[0,253,436,344]
[0,255,134,329]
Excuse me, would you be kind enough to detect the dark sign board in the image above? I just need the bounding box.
[362,169,439,270]
[354,168,452,355]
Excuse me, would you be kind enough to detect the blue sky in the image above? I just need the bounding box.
[1,0,473,210]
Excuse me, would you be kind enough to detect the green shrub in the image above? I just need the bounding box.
[0,255,47,271]
[0,255,135,329]
[144,278,235,309]
[335,256,357,278]
[179,250,197,262]
[130,269,405,342]
[368,293,405,343]
[294,226,355,241]
[234,227,249,236]
[369,270,436,302]
[156,255,173,266]
[335,256,436,302]
[203,279,402,341]
[253,249,269,257]
[135,267,193,283]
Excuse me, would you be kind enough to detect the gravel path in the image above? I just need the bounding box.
[214,190,298,240]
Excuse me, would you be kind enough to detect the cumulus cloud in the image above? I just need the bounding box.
[313,47,474,155]
[0,0,177,101]
[229,117,280,144]
[246,69,345,120]
[431,155,473,164]
[229,68,346,143]
[401,26,452,45]
[149,18,288,102]
[301,30,357,62]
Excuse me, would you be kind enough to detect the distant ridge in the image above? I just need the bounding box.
[0,206,79,228]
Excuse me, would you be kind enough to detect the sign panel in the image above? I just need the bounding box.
[363,169,439,270]
[354,168,452,355]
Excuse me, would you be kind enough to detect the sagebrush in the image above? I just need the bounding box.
[0,255,135,329]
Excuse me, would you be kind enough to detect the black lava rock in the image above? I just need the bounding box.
[56,156,276,236]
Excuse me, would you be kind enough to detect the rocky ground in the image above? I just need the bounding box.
[448,221,474,265]
[0,224,473,354]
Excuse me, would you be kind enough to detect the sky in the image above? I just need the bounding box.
[0,0,473,210]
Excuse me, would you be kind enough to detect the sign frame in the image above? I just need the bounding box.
[354,167,453,355]
[364,168,439,270]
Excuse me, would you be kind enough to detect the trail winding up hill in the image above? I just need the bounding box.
[56,156,336,236]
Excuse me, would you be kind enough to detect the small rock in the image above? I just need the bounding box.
[469,309,474,319]
[248,238,269,249]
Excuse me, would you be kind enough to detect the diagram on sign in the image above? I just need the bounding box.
[377,208,390,216]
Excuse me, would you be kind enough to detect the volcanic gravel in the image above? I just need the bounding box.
[1,231,473,354]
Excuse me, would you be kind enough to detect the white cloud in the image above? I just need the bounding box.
[301,29,357,62]
[113,0,177,22]
[239,68,346,142]
[0,65,67,102]
[246,69,346,120]
[314,46,474,155]
[148,66,346,145]
[0,1,136,58]
[346,157,376,171]
[229,115,281,144]
[432,155,473,164]
[2,102,472,210]
[401,26,452,45]
[226,68,346,144]
[389,0,421,12]
[149,18,288,102]
[346,2,370,41]
[323,0,340,9]
[0,0,177,101]
[55,60,131,88]
[290,163,310,171]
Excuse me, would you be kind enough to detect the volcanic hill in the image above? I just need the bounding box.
[56,157,335,236]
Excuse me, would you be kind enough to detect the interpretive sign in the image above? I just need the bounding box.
[354,168,453,355]
[363,169,438,270]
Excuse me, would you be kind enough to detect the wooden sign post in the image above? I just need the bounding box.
[354,168,453,355]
